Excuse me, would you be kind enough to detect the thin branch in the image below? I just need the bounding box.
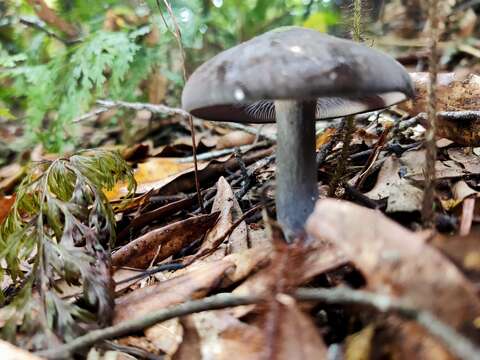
[35,287,480,360]
[95,99,189,118]
[422,0,440,226]
[18,16,77,44]
[36,293,263,359]
[176,140,270,163]
[296,288,480,360]
[72,106,109,123]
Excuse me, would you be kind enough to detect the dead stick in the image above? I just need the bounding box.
[422,0,440,226]
[36,287,480,360]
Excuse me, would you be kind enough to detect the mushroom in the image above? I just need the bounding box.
[182,27,414,238]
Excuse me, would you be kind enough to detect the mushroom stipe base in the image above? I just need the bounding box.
[275,100,318,240]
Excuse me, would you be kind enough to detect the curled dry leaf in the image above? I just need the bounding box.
[401,73,480,115]
[447,148,480,174]
[364,155,423,212]
[199,177,248,261]
[306,199,480,334]
[398,149,480,182]
[112,212,220,268]
[108,148,273,199]
[113,259,235,324]
[440,180,478,210]
[165,246,272,290]
[105,157,192,200]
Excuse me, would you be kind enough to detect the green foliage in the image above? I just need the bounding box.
[0,150,135,349]
[0,0,339,153]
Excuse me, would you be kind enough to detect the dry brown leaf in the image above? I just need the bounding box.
[113,259,235,324]
[26,0,79,37]
[373,318,454,360]
[364,155,423,212]
[216,131,255,150]
[306,199,480,333]
[0,163,23,193]
[301,239,348,283]
[265,296,328,360]
[345,324,375,360]
[447,148,480,174]
[441,181,478,210]
[399,149,480,181]
[401,73,480,115]
[173,317,202,360]
[105,158,192,200]
[109,148,273,199]
[230,237,346,319]
[432,231,480,282]
[112,212,219,268]
[192,311,265,360]
[0,339,43,360]
[0,195,15,225]
[199,177,248,261]
[316,127,336,149]
[116,336,160,355]
[217,247,271,287]
[144,318,183,357]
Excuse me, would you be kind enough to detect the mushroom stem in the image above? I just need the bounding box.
[275,100,318,240]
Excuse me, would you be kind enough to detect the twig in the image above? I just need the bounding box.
[115,263,184,286]
[156,0,204,212]
[422,0,440,226]
[36,288,480,360]
[95,100,189,118]
[177,140,269,163]
[35,293,263,359]
[354,124,392,189]
[18,16,77,44]
[72,106,109,123]
[352,0,363,41]
[295,288,480,360]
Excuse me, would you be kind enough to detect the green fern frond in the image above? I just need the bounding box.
[0,149,135,349]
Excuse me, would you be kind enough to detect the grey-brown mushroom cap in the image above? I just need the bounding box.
[181,27,415,123]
